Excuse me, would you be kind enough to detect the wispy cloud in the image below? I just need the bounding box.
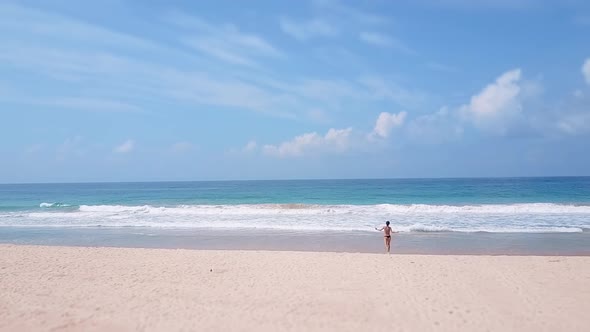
[56,136,85,161]
[293,79,363,105]
[412,0,537,10]
[243,140,258,153]
[43,97,143,113]
[553,69,590,135]
[226,140,259,156]
[279,17,338,41]
[358,76,428,108]
[307,108,330,123]
[583,58,590,84]
[406,107,463,144]
[573,14,590,26]
[558,112,590,135]
[359,32,416,55]
[426,62,457,72]
[359,32,391,47]
[24,144,45,155]
[0,3,158,51]
[0,3,428,129]
[114,140,135,154]
[183,39,256,67]
[171,141,194,153]
[312,0,389,25]
[0,5,299,118]
[167,12,282,67]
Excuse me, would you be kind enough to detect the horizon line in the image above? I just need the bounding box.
[1,175,589,186]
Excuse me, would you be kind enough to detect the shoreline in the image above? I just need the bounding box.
[1,244,589,331]
[1,227,589,256]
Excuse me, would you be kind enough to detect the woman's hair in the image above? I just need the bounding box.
[386,221,390,226]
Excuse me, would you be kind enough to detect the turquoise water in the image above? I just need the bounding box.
[1,177,589,233]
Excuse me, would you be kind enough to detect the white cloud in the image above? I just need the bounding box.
[114,140,135,154]
[264,128,352,158]
[171,141,193,153]
[226,140,259,156]
[469,69,521,115]
[583,58,590,84]
[359,32,416,54]
[405,68,544,141]
[279,17,337,41]
[369,111,407,139]
[259,111,410,158]
[453,66,590,138]
[243,140,258,153]
[264,133,320,157]
[460,69,524,134]
[325,128,352,149]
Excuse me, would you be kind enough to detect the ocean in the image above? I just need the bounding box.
[1,177,589,234]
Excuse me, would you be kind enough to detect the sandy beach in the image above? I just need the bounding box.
[1,245,589,331]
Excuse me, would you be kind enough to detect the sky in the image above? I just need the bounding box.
[1,0,590,183]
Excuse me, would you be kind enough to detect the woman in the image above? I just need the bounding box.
[375,221,397,254]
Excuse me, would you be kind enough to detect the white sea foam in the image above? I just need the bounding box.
[75,203,590,214]
[40,202,71,208]
[0,203,587,233]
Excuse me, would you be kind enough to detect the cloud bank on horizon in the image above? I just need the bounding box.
[1,0,589,182]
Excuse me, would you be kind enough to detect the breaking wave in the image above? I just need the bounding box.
[0,202,587,233]
[40,202,73,208]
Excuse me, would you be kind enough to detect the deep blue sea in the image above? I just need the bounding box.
[1,177,589,233]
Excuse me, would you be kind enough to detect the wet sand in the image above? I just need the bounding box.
[1,227,589,255]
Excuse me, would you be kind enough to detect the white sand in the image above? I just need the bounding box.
[0,245,589,331]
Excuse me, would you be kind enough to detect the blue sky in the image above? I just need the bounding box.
[1,0,590,182]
